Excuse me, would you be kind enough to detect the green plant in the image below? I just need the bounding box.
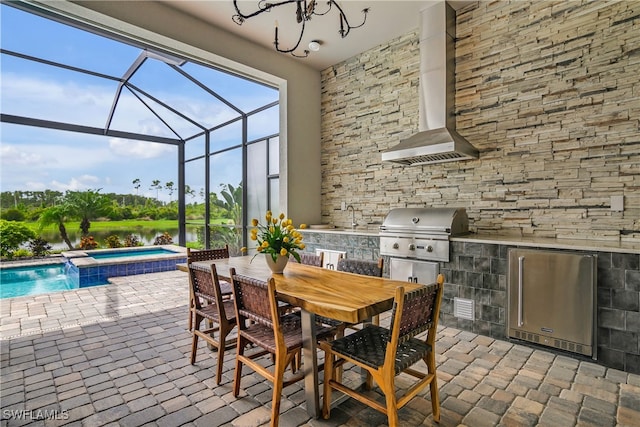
[1,208,25,221]
[153,232,173,245]
[105,235,122,248]
[13,248,31,258]
[124,234,140,247]
[246,211,306,262]
[38,204,74,250]
[0,219,36,259]
[79,236,98,250]
[66,189,111,236]
[28,237,52,257]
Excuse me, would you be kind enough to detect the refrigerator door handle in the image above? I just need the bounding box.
[518,256,525,327]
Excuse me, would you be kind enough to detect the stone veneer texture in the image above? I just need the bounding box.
[301,232,639,374]
[320,1,639,242]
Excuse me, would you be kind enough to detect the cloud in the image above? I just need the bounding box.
[0,144,48,166]
[49,175,101,191]
[108,137,174,159]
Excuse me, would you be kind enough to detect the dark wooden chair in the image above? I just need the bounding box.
[188,263,237,385]
[321,274,444,426]
[229,268,336,427]
[336,257,384,277]
[187,246,230,331]
[298,252,324,267]
[337,257,384,326]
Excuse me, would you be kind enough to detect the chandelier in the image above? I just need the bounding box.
[232,0,369,58]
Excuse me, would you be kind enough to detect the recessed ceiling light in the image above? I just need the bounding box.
[308,40,321,52]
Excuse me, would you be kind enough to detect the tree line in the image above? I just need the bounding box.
[0,183,243,258]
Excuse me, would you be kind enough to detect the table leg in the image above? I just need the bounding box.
[300,310,320,418]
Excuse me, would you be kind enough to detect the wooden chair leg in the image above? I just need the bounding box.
[270,352,288,427]
[188,298,193,331]
[215,337,225,385]
[190,314,202,365]
[384,384,399,427]
[427,353,440,422]
[233,338,245,397]
[322,344,334,420]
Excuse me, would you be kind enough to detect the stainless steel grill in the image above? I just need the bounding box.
[379,207,469,263]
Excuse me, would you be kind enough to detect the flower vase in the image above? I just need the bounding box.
[265,254,289,274]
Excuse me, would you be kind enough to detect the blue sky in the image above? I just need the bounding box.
[0,4,279,203]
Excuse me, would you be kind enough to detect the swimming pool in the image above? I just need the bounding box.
[1,245,188,299]
[0,263,85,299]
[64,245,187,288]
[89,248,177,260]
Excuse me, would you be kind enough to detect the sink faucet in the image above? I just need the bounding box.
[346,204,357,230]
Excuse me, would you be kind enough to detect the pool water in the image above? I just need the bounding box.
[0,264,78,299]
[89,248,177,260]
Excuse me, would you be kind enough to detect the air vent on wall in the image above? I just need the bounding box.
[454,297,474,320]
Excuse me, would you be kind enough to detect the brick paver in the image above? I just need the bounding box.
[1,270,639,426]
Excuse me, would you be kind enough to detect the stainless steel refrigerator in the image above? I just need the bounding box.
[507,248,597,358]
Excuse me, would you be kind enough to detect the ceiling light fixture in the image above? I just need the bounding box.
[308,40,321,51]
[232,0,369,58]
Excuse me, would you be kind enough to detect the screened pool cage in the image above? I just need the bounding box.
[0,2,280,254]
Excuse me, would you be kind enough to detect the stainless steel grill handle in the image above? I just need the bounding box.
[518,256,524,327]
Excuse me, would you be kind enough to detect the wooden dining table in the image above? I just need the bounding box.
[180,256,424,418]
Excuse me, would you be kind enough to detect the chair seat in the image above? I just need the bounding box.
[239,313,335,354]
[194,299,237,323]
[329,324,432,373]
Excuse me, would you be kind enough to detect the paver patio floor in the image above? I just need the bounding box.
[1,270,639,426]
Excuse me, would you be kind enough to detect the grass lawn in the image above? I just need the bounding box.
[24,218,231,233]
[25,219,178,233]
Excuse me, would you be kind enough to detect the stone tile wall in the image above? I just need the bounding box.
[302,231,639,374]
[441,241,640,375]
[320,0,640,242]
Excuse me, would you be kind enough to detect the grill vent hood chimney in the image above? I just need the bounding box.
[382,2,478,166]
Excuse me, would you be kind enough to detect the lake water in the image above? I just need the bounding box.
[40,228,199,250]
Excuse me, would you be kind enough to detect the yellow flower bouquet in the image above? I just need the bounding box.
[246,211,306,263]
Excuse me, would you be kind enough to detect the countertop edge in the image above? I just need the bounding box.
[451,234,640,254]
[302,229,640,254]
[301,229,379,237]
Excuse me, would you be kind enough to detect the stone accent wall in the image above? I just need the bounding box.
[320,1,640,242]
[440,241,640,375]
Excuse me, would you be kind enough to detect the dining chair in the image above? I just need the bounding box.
[229,268,336,427]
[187,246,231,331]
[320,274,444,426]
[188,262,237,385]
[337,257,384,326]
[298,251,324,267]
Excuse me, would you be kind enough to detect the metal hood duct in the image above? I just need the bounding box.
[382,2,478,166]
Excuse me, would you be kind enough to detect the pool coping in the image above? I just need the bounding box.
[0,256,66,269]
[62,244,188,266]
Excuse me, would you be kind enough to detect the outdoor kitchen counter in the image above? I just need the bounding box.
[303,228,640,255]
[451,233,640,255]
[302,228,379,236]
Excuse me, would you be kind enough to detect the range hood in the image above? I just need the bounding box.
[382,2,478,166]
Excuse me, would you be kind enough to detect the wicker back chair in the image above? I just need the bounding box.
[229,269,336,427]
[187,246,230,262]
[320,274,444,426]
[299,252,324,267]
[188,263,237,385]
[336,257,384,277]
[187,246,231,330]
